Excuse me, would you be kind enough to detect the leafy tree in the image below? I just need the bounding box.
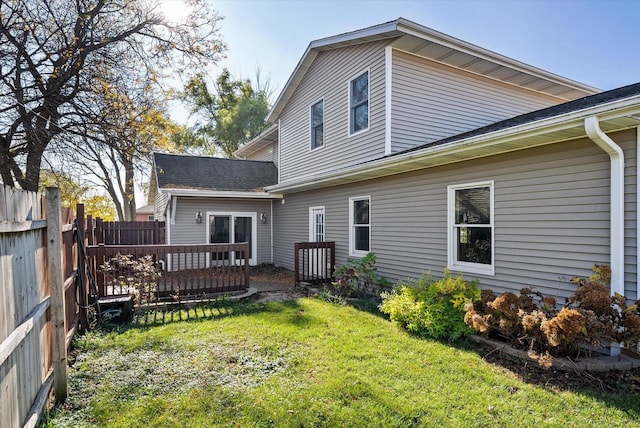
[83,195,116,221]
[0,0,224,191]
[62,75,179,220]
[180,68,271,157]
[38,170,89,209]
[38,169,115,220]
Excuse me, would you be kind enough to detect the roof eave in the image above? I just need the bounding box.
[156,188,283,199]
[394,19,600,96]
[234,123,279,157]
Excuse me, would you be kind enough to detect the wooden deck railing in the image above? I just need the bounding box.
[294,241,336,284]
[87,243,250,302]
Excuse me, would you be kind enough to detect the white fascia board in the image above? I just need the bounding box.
[267,95,640,193]
[161,189,283,199]
[308,20,399,50]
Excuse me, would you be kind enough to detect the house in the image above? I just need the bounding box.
[149,152,278,266]
[135,205,155,221]
[151,18,640,304]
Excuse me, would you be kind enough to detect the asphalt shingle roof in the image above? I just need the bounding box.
[153,153,277,192]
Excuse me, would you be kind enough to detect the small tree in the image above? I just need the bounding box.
[179,69,271,157]
[100,254,161,305]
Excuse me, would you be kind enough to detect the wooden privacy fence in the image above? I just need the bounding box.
[0,186,79,428]
[294,241,336,284]
[87,243,250,302]
[92,219,165,245]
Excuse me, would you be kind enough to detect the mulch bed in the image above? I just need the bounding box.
[471,341,640,394]
[250,264,295,286]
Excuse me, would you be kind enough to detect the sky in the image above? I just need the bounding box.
[196,0,640,114]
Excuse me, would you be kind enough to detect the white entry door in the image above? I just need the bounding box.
[309,206,326,277]
[207,212,257,266]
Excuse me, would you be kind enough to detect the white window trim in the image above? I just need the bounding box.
[447,181,495,276]
[205,211,258,266]
[347,68,370,137]
[309,206,325,242]
[309,98,325,151]
[349,195,371,257]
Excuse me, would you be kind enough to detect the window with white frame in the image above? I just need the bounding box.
[310,99,324,149]
[349,196,370,256]
[349,71,369,135]
[447,181,494,275]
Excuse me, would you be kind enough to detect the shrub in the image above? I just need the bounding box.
[332,252,388,297]
[100,254,161,305]
[380,269,480,341]
[464,264,640,368]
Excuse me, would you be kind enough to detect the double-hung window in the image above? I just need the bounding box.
[310,99,324,149]
[349,196,370,256]
[349,70,369,135]
[447,181,494,275]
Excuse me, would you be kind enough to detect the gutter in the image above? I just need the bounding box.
[584,116,625,299]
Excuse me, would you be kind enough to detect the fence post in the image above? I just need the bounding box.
[294,243,300,284]
[95,217,103,244]
[76,204,89,330]
[330,242,336,280]
[46,187,68,402]
[244,243,250,287]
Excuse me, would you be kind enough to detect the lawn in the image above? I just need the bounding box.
[46,297,639,427]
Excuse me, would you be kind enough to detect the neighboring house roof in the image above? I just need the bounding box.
[267,81,640,193]
[234,123,278,158]
[136,205,154,215]
[152,153,278,194]
[267,17,600,122]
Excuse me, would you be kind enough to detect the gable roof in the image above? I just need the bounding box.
[152,153,278,193]
[267,18,600,122]
[234,123,278,158]
[267,81,640,193]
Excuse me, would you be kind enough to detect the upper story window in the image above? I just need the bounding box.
[310,99,324,149]
[349,195,370,256]
[447,181,494,275]
[349,70,369,135]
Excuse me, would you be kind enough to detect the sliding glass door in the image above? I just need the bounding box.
[207,212,257,265]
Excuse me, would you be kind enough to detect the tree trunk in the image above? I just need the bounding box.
[124,160,136,221]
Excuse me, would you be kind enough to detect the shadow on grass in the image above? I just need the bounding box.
[450,337,640,416]
[98,298,305,333]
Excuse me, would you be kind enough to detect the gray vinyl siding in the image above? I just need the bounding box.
[170,197,273,264]
[273,129,638,301]
[154,192,169,221]
[245,141,278,165]
[390,49,559,153]
[278,40,388,182]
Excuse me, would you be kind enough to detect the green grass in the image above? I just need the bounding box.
[47,298,639,427]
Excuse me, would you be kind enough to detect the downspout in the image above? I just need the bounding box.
[584,116,625,300]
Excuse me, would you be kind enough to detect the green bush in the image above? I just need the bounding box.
[332,252,388,296]
[380,269,480,341]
